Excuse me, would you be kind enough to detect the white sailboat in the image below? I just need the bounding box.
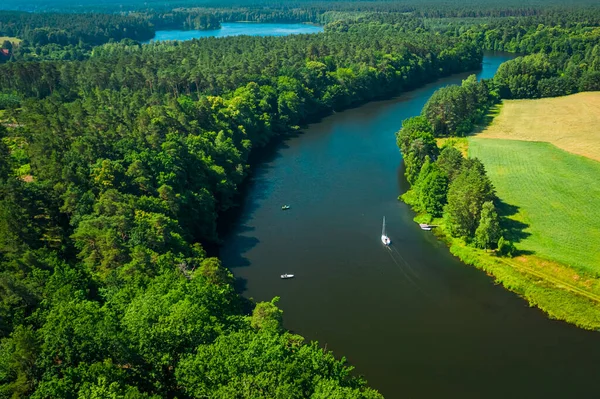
[381,216,391,245]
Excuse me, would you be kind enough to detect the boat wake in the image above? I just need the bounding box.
[383,242,431,299]
[378,216,430,297]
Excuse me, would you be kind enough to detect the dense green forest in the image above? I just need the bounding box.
[0,11,154,61]
[1,1,600,397]
[0,13,484,397]
[0,12,154,46]
[2,0,599,13]
[462,17,600,97]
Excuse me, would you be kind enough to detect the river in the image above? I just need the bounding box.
[219,52,600,399]
[146,22,323,42]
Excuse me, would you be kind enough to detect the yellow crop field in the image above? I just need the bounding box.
[476,92,600,162]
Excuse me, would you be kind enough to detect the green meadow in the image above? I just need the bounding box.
[469,138,600,276]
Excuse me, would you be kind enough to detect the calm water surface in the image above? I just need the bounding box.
[147,22,323,42]
[220,52,600,399]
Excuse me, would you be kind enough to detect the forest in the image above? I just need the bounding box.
[0,11,483,399]
[1,1,600,397]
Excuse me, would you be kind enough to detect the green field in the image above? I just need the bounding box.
[469,138,600,276]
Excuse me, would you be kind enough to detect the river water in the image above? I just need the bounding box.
[219,52,600,398]
[146,22,323,42]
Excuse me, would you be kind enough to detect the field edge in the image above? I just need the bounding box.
[399,200,600,331]
[403,133,600,331]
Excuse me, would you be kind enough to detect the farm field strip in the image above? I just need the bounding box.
[468,138,600,275]
[476,92,600,161]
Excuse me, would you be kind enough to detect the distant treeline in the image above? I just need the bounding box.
[148,11,221,30]
[464,18,600,97]
[0,11,154,46]
[2,0,600,14]
[3,2,600,64]
[0,24,481,100]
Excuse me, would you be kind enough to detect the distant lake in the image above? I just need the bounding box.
[146,22,324,43]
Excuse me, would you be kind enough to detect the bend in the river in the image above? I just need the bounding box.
[220,52,600,399]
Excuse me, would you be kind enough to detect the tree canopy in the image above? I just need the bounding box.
[3,2,600,396]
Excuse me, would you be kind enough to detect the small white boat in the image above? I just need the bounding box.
[419,223,432,231]
[281,274,294,279]
[381,216,391,245]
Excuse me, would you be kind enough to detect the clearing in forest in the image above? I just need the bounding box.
[468,138,600,276]
[476,92,600,162]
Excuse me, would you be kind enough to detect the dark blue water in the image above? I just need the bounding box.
[146,22,323,43]
[220,52,600,399]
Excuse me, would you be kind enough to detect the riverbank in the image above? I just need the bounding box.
[404,205,600,330]
[401,96,600,330]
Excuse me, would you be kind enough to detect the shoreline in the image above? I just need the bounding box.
[400,137,600,331]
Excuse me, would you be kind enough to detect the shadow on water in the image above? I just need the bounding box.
[233,276,249,295]
[217,132,301,282]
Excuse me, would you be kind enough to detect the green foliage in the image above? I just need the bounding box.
[397,117,439,185]
[444,158,495,238]
[493,53,556,99]
[0,325,38,398]
[413,158,448,217]
[474,201,501,249]
[176,330,381,399]
[497,236,516,257]
[461,20,600,99]
[436,145,464,181]
[0,11,154,46]
[396,116,434,155]
[196,257,234,286]
[0,92,20,110]
[122,271,238,369]
[422,74,494,137]
[251,297,284,332]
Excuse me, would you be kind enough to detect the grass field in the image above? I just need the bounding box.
[411,94,600,328]
[476,92,600,161]
[469,138,600,276]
